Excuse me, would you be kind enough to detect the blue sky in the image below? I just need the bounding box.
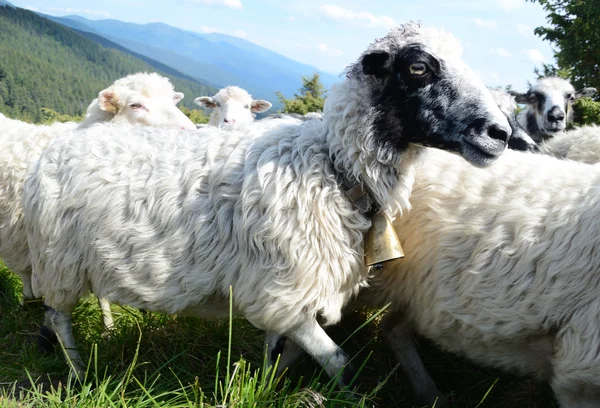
[13,0,555,91]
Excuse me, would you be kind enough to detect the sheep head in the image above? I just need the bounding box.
[330,22,512,170]
[510,77,597,140]
[91,72,195,130]
[194,86,272,127]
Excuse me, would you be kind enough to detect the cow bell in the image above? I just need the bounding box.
[364,211,405,267]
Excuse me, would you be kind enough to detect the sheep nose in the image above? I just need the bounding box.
[224,118,236,124]
[486,122,511,144]
[547,108,565,123]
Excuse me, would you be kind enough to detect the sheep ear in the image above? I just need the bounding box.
[173,92,184,105]
[508,90,530,104]
[575,87,597,99]
[194,96,216,109]
[251,100,272,113]
[362,51,392,78]
[98,88,119,113]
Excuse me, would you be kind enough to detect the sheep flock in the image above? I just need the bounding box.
[1,18,600,408]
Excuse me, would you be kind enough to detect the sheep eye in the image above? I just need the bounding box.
[568,94,575,101]
[528,94,537,103]
[244,104,250,109]
[409,62,427,76]
[130,103,142,109]
[215,102,221,108]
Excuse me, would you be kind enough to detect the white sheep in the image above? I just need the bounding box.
[356,147,600,407]
[510,77,596,143]
[23,23,511,383]
[194,86,272,127]
[0,72,195,326]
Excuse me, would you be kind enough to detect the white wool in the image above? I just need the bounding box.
[541,125,600,164]
[360,147,600,406]
[27,119,370,330]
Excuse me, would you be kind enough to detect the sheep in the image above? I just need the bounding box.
[489,88,538,152]
[510,77,596,143]
[0,72,195,325]
[540,125,600,164]
[353,146,600,407]
[194,86,272,127]
[23,23,511,383]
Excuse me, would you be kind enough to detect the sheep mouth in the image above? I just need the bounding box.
[460,138,505,167]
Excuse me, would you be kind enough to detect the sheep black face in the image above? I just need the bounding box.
[363,44,512,167]
[511,77,597,141]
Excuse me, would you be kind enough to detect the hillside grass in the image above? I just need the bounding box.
[0,264,556,407]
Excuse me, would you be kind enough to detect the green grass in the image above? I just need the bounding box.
[0,264,557,407]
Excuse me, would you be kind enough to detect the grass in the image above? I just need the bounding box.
[0,264,557,407]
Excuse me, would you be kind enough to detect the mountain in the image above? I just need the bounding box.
[44,15,340,102]
[0,6,217,122]
[0,0,15,7]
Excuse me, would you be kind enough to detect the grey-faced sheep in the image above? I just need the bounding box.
[355,147,600,407]
[510,77,596,143]
[23,23,511,384]
[0,72,195,328]
[194,86,272,127]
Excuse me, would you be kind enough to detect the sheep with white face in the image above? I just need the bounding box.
[194,86,272,127]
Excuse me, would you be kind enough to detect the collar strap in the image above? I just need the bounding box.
[336,171,377,214]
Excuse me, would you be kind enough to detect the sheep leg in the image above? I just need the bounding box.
[97,297,115,332]
[265,332,304,376]
[382,310,448,407]
[37,304,58,354]
[44,306,85,381]
[284,319,355,387]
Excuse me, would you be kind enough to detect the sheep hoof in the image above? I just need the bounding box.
[37,325,58,355]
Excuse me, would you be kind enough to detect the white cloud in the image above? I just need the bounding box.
[188,0,243,9]
[497,0,525,10]
[474,18,497,30]
[319,5,395,29]
[524,48,546,64]
[45,7,111,17]
[24,5,39,11]
[516,23,535,37]
[317,43,343,57]
[200,26,218,33]
[232,29,248,38]
[489,47,512,57]
[284,16,296,21]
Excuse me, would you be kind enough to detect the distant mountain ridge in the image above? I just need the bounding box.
[42,15,340,102]
[0,6,217,122]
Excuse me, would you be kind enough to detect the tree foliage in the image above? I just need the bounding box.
[39,107,82,124]
[528,0,600,93]
[276,74,326,115]
[529,0,600,125]
[179,106,210,124]
[0,6,216,123]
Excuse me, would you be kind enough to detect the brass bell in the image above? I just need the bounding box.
[364,211,405,267]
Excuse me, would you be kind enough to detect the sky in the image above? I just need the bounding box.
[13,0,556,91]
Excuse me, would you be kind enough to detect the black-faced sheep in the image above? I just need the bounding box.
[23,23,511,383]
